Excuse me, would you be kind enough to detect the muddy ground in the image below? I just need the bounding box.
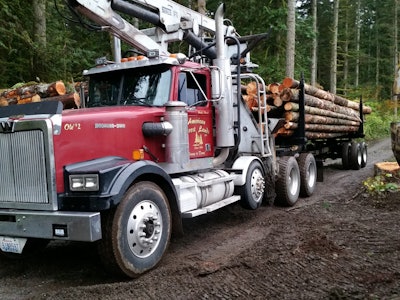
[1,138,399,300]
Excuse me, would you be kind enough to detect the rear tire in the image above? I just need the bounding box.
[360,141,368,168]
[297,153,317,197]
[276,156,300,206]
[238,160,265,210]
[97,181,171,278]
[341,142,351,170]
[350,142,362,170]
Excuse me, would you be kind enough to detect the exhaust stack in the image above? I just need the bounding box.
[212,4,235,152]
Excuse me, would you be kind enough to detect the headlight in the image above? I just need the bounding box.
[69,174,99,192]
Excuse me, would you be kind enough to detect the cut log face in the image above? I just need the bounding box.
[270,77,373,139]
[0,80,80,109]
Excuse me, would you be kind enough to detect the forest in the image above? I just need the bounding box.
[0,0,399,103]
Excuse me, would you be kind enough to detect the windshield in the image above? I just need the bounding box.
[86,65,172,107]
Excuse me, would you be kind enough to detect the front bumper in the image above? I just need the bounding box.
[0,209,101,242]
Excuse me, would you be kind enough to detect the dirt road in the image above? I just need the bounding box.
[1,138,399,300]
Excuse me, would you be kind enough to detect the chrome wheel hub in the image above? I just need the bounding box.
[127,200,162,258]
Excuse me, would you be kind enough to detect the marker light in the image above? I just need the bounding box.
[132,149,145,160]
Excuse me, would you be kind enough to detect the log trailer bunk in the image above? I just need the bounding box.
[0,0,367,278]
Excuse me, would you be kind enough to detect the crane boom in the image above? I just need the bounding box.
[68,0,228,58]
[69,0,169,56]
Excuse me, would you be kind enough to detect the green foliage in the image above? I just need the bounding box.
[0,0,399,103]
[363,173,400,197]
[363,100,394,140]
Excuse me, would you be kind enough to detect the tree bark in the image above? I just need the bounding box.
[311,0,318,86]
[284,111,360,126]
[285,0,296,78]
[284,122,359,133]
[330,0,339,94]
[17,81,66,98]
[43,92,80,109]
[282,78,372,113]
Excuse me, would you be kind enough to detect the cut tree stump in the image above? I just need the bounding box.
[374,162,400,176]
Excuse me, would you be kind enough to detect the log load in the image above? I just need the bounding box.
[281,77,372,114]
[242,78,372,140]
[0,81,80,109]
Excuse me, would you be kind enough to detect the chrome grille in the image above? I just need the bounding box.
[0,130,49,205]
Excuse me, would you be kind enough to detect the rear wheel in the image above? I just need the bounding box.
[239,160,265,210]
[97,181,171,278]
[360,141,368,168]
[350,142,362,170]
[297,153,317,197]
[341,142,351,170]
[276,156,300,206]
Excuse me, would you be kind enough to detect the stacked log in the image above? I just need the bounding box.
[0,81,80,109]
[242,78,372,139]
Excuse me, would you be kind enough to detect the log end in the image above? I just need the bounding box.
[55,81,66,96]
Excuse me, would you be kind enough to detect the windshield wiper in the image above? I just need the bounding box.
[124,96,152,106]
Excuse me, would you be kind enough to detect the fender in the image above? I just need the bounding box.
[61,156,183,235]
[231,156,264,186]
[61,156,178,211]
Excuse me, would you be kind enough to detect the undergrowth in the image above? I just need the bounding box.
[363,172,400,206]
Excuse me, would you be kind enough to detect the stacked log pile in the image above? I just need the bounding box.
[243,77,372,140]
[0,81,80,109]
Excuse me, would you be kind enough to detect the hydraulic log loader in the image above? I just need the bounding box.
[0,0,367,277]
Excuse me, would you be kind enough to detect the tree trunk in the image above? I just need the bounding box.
[43,92,80,109]
[284,122,360,133]
[16,81,66,98]
[284,111,360,126]
[311,0,318,86]
[198,0,206,14]
[281,78,372,114]
[33,0,47,81]
[285,0,296,78]
[285,101,361,122]
[330,0,339,94]
[355,0,361,88]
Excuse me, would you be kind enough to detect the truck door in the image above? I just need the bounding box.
[178,71,214,159]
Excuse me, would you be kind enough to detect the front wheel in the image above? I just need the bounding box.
[98,181,172,278]
[276,156,300,206]
[238,160,265,210]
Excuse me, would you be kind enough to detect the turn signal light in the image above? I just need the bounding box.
[132,149,145,160]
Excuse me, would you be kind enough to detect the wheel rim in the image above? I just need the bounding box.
[127,200,163,258]
[362,144,367,164]
[251,168,265,203]
[289,167,300,196]
[357,146,362,165]
[307,161,317,189]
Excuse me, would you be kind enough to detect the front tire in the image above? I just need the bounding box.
[276,156,300,206]
[98,181,171,278]
[238,160,265,210]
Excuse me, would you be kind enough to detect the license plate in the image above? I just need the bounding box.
[0,236,27,254]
